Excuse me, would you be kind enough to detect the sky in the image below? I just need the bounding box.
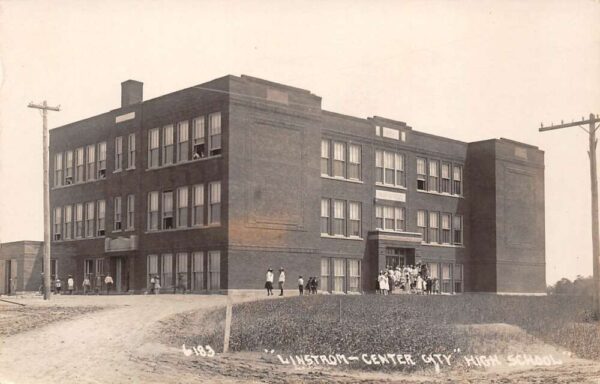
[0,0,599,285]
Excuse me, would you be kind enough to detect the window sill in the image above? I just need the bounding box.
[417,190,463,198]
[53,236,105,243]
[320,234,364,241]
[125,166,136,171]
[112,229,122,233]
[52,178,106,190]
[375,183,407,191]
[320,175,364,184]
[144,225,220,234]
[146,155,222,171]
[113,169,122,174]
[375,229,421,235]
[421,242,465,248]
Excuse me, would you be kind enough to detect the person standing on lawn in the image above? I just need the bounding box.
[67,275,75,295]
[55,277,62,295]
[298,276,304,295]
[154,275,161,294]
[83,276,91,295]
[265,268,274,296]
[105,273,114,295]
[278,267,285,296]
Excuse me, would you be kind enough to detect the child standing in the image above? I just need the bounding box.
[298,276,304,295]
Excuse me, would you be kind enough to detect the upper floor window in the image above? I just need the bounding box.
[441,213,451,244]
[75,147,84,183]
[85,201,95,237]
[147,191,159,230]
[162,191,174,229]
[417,209,427,241]
[208,112,222,156]
[126,194,135,230]
[321,140,330,176]
[453,166,463,196]
[348,201,361,237]
[208,181,221,225]
[86,145,96,181]
[348,145,361,181]
[53,207,62,240]
[163,125,174,166]
[114,196,122,231]
[428,211,439,243]
[115,137,123,171]
[333,200,346,236]
[453,215,463,244]
[127,133,136,169]
[376,150,404,187]
[332,142,346,178]
[375,205,405,232]
[98,142,107,179]
[428,160,439,192]
[177,121,189,162]
[177,186,188,228]
[65,150,73,185]
[192,116,205,159]
[193,184,204,226]
[441,163,451,193]
[97,200,106,236]
[416,158,427,191]
[54,153,63,187]
[148,128,159,168]
[320,198,330,234]
[75,203,84,238]
[64,205,72,240]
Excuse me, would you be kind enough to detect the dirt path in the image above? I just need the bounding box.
[0,294,229,384]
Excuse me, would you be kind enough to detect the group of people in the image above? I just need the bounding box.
[376,263,440,295]
[265,267,320,296]
[149,275,162,294]
[50,273,114,295]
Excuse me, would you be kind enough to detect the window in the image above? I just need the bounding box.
[192,116,205,159]
[161,253,173,289]
[453,215,463,245]
[384,152,394,184]
[86,145,96,181]
[115,136,123,171]
[114,197,122,231]
[95,259,104,277]
[375,150,384,183]
[395,207,405,231]
[417,210,427,242]
[177,187,188,228]
[441,163,451,193]
[98,142,107,179]
[85,201,95,237]
[65,150,73,185]
[208,181,221,225]
[193,184,205,226]
[348,259,361,293]
[126,194,135,230]
[127,133,135,169]
[332,142,345,178]
[54,153,63,187]
[53,207,62,240]
[84,259,94,281]
[321,140,330,176]
[395,154,405,187]
[375,206,384,229]
[208,251,220,290]
[192,251,204,291]
[176,252,188,291]
[162,191,174,229]
[384,206,394,231]
[208,112,222,156]
[75,203,84,238]
[333,258,346,292]
[147,255,158,289]
[348,144,361,180]
[429,211,439,243]
[64,205,72,240]
[75,147,85,183]
[97,200,105,236]
[428,160,438,192]
[333,200,345,236]
[320,198,330,235]
[348,202,361,237]
[148,128,159,168]
[428,263,439,280]
[162,125,174,165]
[453,166,463,195]
[441,213,451,244]
[417,158,426,191]
[320,258,330,293]
[442,263,452,293]
[454,263,463,293]
[177,121,189,162]
[147,191,159,230]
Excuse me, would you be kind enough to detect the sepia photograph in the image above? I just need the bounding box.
[1,1,599,383]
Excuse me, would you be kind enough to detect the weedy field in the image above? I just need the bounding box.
[165,294,600,371]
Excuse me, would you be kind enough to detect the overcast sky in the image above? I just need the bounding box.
[1,0,599,285]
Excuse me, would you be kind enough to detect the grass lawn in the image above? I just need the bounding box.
[169,294,599,369]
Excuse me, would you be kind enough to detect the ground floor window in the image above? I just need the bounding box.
[348,259,361,293]
[176,252,188,291]
[385,248,407,269]
[161,253,174,290]
[441,263,452,293]
[192,251,204,291]
[454,263,463,293]
[321,257,362,294]
[333,258,346,293]
[320,258,330,293]
[147,254,158,289]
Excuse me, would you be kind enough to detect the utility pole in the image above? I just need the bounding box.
[28,101,60,300]
[539,113,600,317]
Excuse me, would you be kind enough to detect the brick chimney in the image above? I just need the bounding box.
[121,80,143,107]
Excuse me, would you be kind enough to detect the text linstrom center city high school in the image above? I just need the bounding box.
[45,75,545,295]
